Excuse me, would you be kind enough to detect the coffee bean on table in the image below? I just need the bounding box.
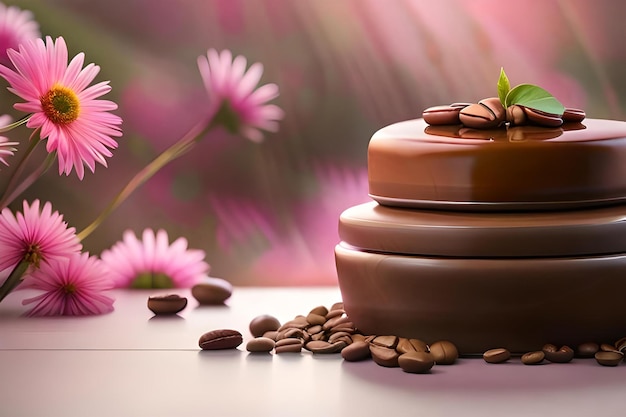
[459,98,505,129]
[199,329,243,350]
[246,337,276,353]
[396,338,429,354]
[369,344,400,367]
[595,351,623,366]
[542,344,574,363]
[483,348,511,364]
[190,277,233,305]
[371,335,399,349]
[521,351,545,365]
[249,314,281,337]
[275,338,303,354]
[615,337,626,353]
[429,340,458,365]
[341,341,371,362]
[600,343,618,352]
[576,342,599,358]
[147,294,187,315]
[562,107,586,123]
[398,351,435,374]
[523,107,563,127]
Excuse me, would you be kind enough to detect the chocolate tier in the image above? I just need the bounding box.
[368,118,626,210]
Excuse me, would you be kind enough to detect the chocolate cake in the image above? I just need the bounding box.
[335,115,626,354]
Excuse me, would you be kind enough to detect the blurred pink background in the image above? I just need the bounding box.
[2,0,626,286]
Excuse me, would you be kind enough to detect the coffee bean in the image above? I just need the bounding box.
[190,277,232,305]
[521,351,545,365]
[576,342,599,358]
[325,309,345,320]
[278,316,308,331]
[147,294,187,315]
[562,107,586,123]
[275,338,303,354]
[483,348,511,364]
[615,337,626,353]
[330,302,344,311]
[398,351,435,374]
[595,351,623,367]
[423,105,464,125]
[459,98,505,129]
[306,313,327,326]
[370,344,400,367]
[429,340,458,365]
[199,329,243,350]
[323,315,352,331]
[523,107,563,127]
[308,305,329,317]
[600,343,618,352]
[262,330,279,341]
[396,338,429,354]
[371,335,398,349]
[246,337,276,353]
[342,341,371,362]
[249,314,281,337]
[305,340,339,354]
[506,104,527,126]
[542,345,574,363]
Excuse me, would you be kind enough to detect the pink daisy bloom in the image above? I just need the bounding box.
[100,228,209,289]
[0,36,122,179]
[0,199,82,272]
[20,252,114,316]
[197,48,284,142]
[0,114,18,166]
[0,2,40,66]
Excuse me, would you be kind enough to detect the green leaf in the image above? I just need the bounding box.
[497,68,510,107]
[504,83,565,115]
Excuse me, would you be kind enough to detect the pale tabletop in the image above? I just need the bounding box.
[1,286,625,417]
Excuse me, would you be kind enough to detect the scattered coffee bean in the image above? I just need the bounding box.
[306,313,327,326]
[369,344,400,367]
[521,351,545,365]
[595,351,623,367]
[275,338,303,354]
[429,340,458,365]
[600,343,618,352]
[542,344,574,363]
[246,337,276,353]
[147,294,187,315]
[199,329,243,350]
[309,305,329,317]
[615,337,626,353]
[190,277,233,305]
[371,335,399,349]
[398,351,435,374]
[576,342,600,358]
[341,341,371,362]
[249,314,281,337]
[483,348,511,364]
[396,338,429,354]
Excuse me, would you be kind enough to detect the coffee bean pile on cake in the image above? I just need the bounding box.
[198,303,626,372]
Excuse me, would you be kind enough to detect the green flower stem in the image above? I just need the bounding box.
[77,117,215,242]
[0,152,56,209]
[0,115,30,133]
[0,260,31,304]
[0,129,44,210]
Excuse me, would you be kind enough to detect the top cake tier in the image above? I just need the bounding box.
[368,118,626,211]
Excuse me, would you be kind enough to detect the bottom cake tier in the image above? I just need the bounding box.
[335,243,626,354]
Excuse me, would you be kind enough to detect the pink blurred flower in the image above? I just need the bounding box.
[0,114,18,166]
[0,36,122,179]
[0,2,40,66]
[20,252,114,316]
[100,228,209,288]
[0,199,81,272]
[197,48,284,142]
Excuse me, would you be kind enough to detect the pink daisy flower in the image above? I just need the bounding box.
[20,252,114,316]
[0,2,40,65]
[100,228,209,288]
[0,199,82,272]
[0,114,18,166]
[197,48,284,142]
[0,36,122,179]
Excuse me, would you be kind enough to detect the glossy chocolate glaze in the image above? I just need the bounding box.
[368,118,626,210]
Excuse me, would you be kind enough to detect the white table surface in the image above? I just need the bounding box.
[1,286,625,417]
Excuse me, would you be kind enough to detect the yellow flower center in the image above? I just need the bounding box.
[24,243,42,268]
[40,85,81,124]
